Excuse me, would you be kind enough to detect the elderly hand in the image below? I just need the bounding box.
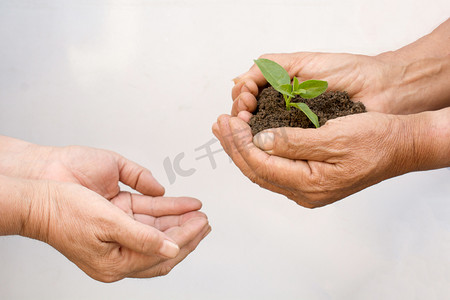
[0,137,211,281]
[222,21,450,208]
[213,108,450,208]
[231,52,450,116]
[11,176,210,282]
[0,137,164,200]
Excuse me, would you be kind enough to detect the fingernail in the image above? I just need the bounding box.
[232,76,241,84]
[159,240,180,258]
[253,131,274,151]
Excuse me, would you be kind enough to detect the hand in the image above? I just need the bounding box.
[20,179,210,282]
[213,112,418,208]
[0,137,165,199]
[231,52,450,116]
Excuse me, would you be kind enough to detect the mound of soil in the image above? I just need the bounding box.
[249,86,366,135]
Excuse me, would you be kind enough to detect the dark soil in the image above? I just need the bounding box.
[249,86,366,135]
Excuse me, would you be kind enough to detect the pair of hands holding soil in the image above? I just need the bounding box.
[213,20,450,208]
[0,137,210,282]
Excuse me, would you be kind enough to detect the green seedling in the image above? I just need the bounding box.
[254,58,328,128]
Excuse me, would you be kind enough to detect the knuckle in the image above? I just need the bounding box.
[307,171,323,186]
[156,264,173,277]
[247,173,259,184]
[93,268,123,283]
[97,274,120,283]
[289,194,324,209]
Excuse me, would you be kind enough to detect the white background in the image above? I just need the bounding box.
[1,0,449,299]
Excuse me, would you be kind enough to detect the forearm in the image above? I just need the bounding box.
[372,19,450,114]
[0,135,51,179]
[379,19,450,64]
[403,107,450,172]
[0,175,31,236]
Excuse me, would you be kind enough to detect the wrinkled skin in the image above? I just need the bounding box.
[214,44,450,208]
[0,139,211,282]
[1,142,165,199]
[213,112,415,208]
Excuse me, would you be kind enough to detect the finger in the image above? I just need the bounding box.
[242,80,259,97]
[238,111,253,123]
[163,216,209,246]
[129,222,211,278]
[239,64,270,87]
[231,92,258,116]
[228,117,314,189]
[216,114,248,160]
[111,213,180,259]
[252,127,337,162]
[212,122,220,138]
[215,115,296,198]
[232,80,245,100]
[117,216,209,277]
[131,194,202,217]
[134,211,207,231]
[116,155,165,196]
[111,193,202,219]
[231,74,263,101]
[231,98,240,116]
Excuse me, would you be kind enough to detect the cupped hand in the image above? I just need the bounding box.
[22,180,210,282]
[230,52,404,116]
[212,112,415,208]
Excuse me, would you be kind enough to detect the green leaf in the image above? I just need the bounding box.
[290,102,320,128]
[297,80,328,99]
[275,84,295,97]
[254,58,291,89]
[293,77,300,93]
[293,77,307,95]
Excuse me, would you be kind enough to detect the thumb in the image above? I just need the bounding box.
[116,154,165,196]
[112,214,180,259]
[252,127,333,161]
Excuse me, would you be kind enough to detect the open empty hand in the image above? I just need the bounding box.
[0,136,211,281]
[18,178,210,282]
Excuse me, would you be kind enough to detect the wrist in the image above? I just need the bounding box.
[18,179,54,242]
[0,174,54,242]
[376,56,450,114]
[400,108,450,172]
[377,20,450,65]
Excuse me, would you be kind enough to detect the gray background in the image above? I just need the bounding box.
[1,0,449,299]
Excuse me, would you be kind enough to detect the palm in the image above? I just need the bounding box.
[40,146,121,198]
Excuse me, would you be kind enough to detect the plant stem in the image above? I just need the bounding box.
[284,94,292,110]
